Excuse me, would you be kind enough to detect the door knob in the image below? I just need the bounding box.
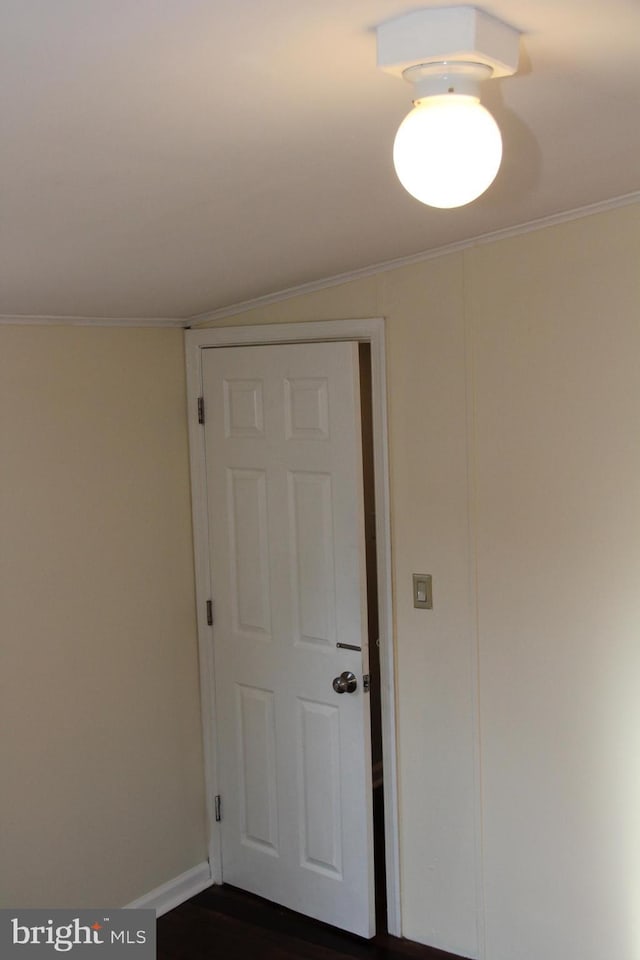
[332,671,358,694]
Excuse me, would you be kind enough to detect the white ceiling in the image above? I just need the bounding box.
[2,0,639,321]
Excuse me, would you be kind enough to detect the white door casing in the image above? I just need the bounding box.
[185,319,401,939]
[202,341,374,936]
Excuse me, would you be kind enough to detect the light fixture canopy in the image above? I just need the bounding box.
[376,6,520,209]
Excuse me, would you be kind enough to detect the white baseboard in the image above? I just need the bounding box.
[125,861,213,917]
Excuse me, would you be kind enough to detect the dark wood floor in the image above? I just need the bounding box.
[157,883,468,960]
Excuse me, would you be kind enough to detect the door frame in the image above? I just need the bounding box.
[185,318,401,937]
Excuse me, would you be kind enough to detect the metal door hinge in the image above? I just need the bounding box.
[363,674,371,693]
[206,600,214,626]
[214,795,222,822]
[197,396,205,424]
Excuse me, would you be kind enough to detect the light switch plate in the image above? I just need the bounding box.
[413,573,433,609]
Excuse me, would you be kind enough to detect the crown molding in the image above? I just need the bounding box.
[0,314,187,328]
[189,191,640,326]
[2,192,637,329]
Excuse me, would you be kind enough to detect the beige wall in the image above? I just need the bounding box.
[468,207,640,960]
[0,326,207,908]
[199,200,640,960]
[3,200,638,957]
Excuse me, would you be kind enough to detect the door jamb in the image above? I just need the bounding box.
[184,318,401,937]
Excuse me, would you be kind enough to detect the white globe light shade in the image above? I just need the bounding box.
[393,95,502,209]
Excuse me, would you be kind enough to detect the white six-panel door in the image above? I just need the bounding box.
[201,341,375,937]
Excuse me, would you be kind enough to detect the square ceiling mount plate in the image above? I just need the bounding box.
[376,5,520,80]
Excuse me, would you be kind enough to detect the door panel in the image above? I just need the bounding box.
[298,697,342,876]
[288,470,336,647]
[236,684,278,853]
[202,341,374,938]
[226,468,271,637]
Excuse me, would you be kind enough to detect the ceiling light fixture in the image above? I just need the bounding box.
[376,6,520,209]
